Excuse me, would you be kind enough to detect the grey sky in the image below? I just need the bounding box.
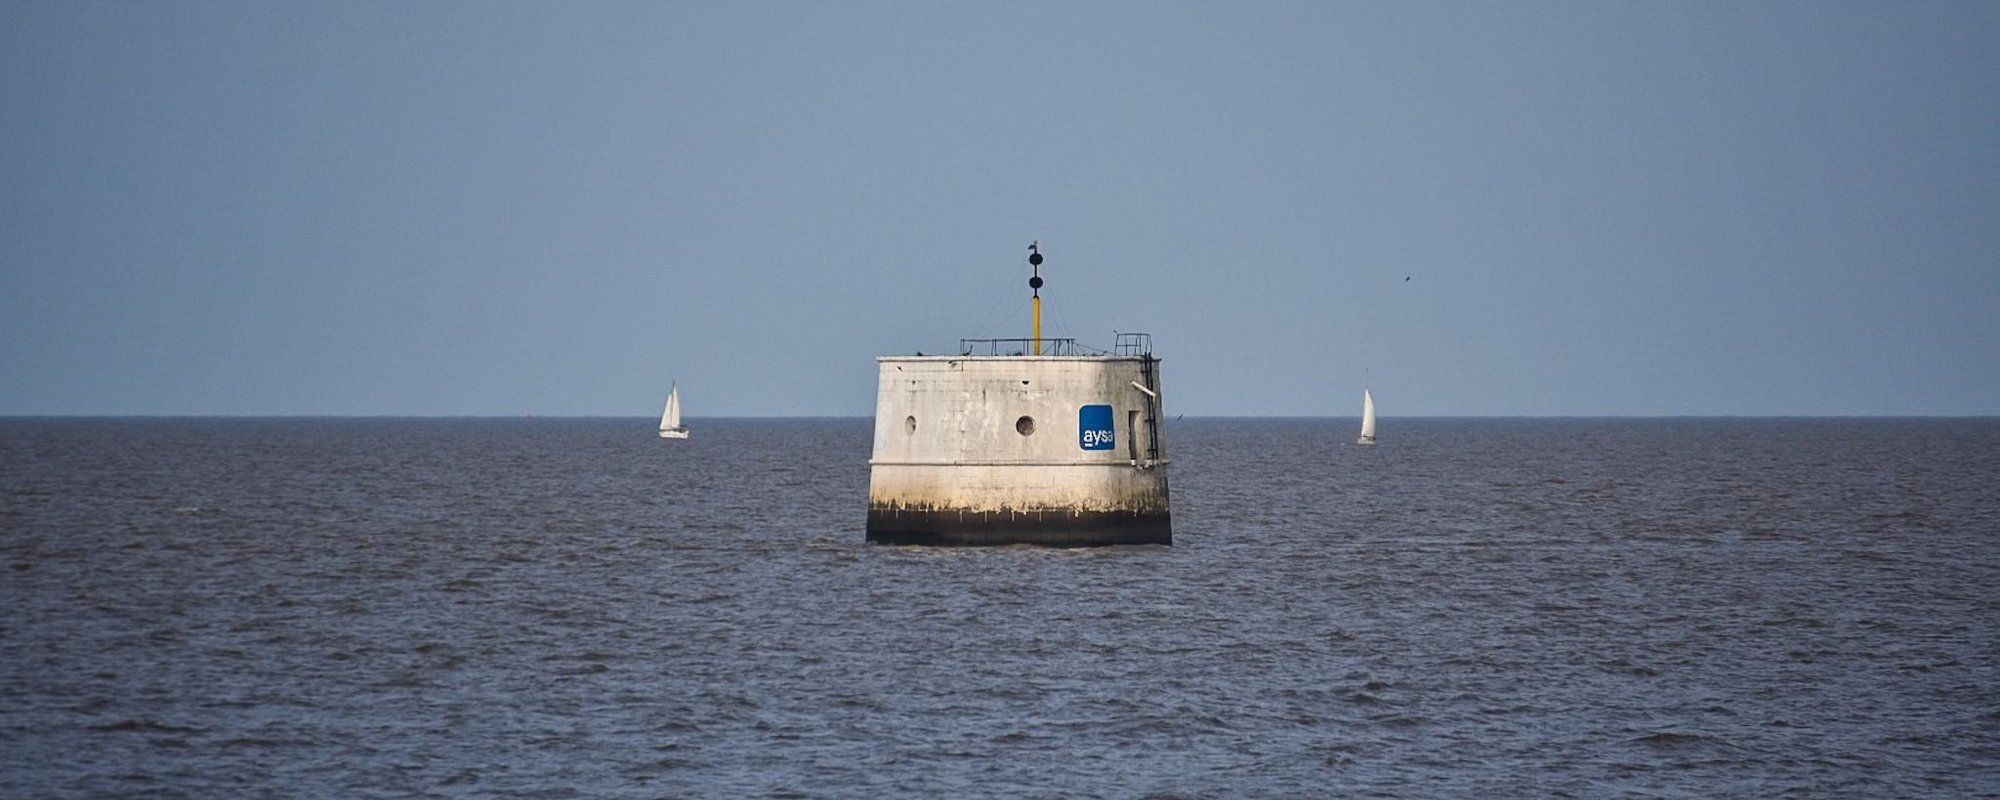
[3,2,1995,416]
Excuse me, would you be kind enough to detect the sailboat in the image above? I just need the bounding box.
[659,384,689,439]
[1356,389,1377,446]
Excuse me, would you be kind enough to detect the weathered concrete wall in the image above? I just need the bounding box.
[866,355,1171,546]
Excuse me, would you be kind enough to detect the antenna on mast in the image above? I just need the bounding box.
[1028,241,1045,355]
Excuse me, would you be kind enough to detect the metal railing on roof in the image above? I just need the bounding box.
[957,338,1097,356]
[954,333,1154,357]
[1114,332,1153,356]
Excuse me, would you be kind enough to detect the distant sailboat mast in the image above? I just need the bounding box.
[1357,389,1377,446]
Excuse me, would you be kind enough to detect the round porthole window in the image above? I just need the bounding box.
[904,415,917,434]
[1016,416,1036,436]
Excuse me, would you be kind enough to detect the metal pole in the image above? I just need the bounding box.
[1028,241,1044,355]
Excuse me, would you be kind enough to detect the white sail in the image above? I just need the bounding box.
[1357,389,1376,445]
[659,384,688,438]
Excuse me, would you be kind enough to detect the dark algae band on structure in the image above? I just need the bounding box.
[865,507,1172,547]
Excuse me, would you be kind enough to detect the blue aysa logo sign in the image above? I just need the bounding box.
[1079,404,1115,450]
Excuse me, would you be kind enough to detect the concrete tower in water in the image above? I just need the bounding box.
[865,243,1172,546]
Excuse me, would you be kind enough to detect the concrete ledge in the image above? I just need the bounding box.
[865,507,1171,547]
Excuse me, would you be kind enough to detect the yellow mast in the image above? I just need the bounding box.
[1028,241,1044,355]
[1032,296,1042,355]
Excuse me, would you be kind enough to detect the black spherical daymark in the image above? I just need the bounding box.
[1029,275,1043,289]
[1028,252,1043,267]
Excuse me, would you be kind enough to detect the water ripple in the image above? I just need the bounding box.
[1,417,1995,797]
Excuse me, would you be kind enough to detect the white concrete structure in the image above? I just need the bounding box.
[866,351,1171,546]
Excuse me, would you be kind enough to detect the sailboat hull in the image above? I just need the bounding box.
[659,428,689,439]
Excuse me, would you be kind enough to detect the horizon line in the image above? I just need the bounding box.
[3,413,1995,420]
